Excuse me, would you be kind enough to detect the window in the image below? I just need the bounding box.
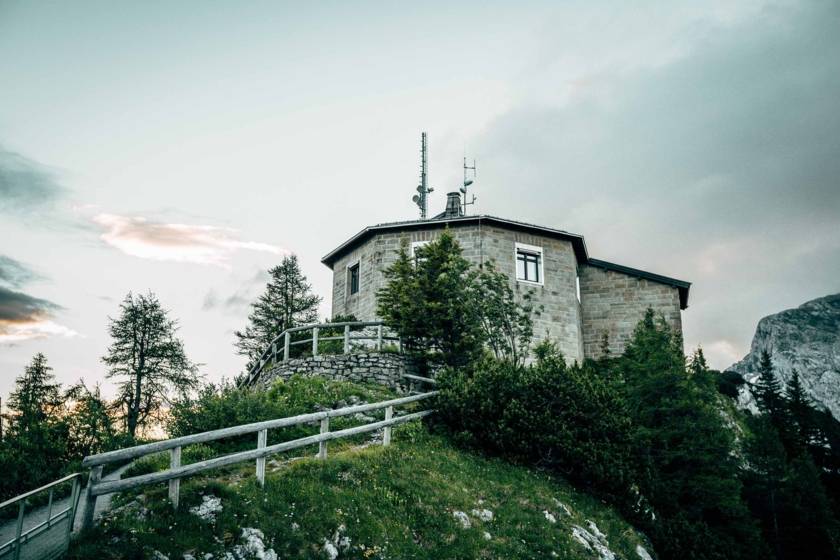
[348,262,360,295]
[515,243,543,284]
[410,241,430,265]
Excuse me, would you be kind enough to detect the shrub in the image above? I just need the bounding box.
[436,343,635,504]
[166,376,396,453]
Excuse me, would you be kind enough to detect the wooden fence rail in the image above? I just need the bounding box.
[0,473,82,560]
[80,391,437,530]
[244,321,402,387]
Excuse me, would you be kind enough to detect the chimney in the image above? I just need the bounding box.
[444,192,463,218]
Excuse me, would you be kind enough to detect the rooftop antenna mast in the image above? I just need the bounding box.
[460,155,477,215]
[412,132,434,219]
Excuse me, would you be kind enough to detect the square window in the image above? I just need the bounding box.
[348,263,360,295]
[515,244,543,284]
[410,241,430,265]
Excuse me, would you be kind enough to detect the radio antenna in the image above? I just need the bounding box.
[460,154,477,215]
[412,132,434,219]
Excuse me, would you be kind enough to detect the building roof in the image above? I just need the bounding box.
[321,214,589,266]
[587,258,691,309]
[321,214,691,308]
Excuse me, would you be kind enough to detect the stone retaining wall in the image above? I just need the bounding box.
[257,352,417,390]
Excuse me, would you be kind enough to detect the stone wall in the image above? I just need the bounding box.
[578,264,683,360]
[329,222,585,363]
[257,352,416,390]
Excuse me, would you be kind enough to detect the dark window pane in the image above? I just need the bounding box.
[349,264,360,294]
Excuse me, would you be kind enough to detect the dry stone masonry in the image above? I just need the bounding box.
[322,205,690,362]
[259,352,416,390]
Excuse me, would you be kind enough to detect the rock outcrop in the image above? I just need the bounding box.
[729,293,840,418]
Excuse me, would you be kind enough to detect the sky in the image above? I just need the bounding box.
[1,0,838,400]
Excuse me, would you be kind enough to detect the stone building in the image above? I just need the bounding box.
[321,192,690,362]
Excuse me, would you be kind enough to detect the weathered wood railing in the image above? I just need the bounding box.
[243,321,401,387]
[79,391,436,530]
[0,473,82,560]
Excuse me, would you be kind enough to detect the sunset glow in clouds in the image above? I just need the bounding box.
[92,214,286,267]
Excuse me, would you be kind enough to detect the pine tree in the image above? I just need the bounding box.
[619,310,765,560]
[785,371,817,447]
[4,354,69,496]
[7,353,63,438]
[235,255,321,370]
[377,232,484,369]
[103,292,199,440]
[754,350,785,418]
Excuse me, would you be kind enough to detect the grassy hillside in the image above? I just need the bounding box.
[69,379,655,559]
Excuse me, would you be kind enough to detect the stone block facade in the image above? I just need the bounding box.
[578,264,683,359]
[330,222,585,363]
[258,352,416,391]
[325,214,688,364]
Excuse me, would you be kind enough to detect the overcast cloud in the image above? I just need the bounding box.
[475,0,840,365]
[0,0,836,397]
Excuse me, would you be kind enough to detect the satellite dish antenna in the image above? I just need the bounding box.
[412,194,420,204]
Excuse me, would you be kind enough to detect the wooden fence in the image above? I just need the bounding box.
[243,321,401,387]
[79,390,436,530]
[0,473,82,560]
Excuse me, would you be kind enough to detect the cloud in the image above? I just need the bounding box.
[0,147,65,214]
[0,255,43,288]
[475,0,840,368]
[0,285,76,343]
[92,213,287,266]
[203,269,270,314]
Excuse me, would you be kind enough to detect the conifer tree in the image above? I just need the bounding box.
[103,292,199,440]
[785,370,817,447]
[7,353,63,438]
[620,309,764,560]
[754,350,785,417]
[377,232,483,369]
[235,255,321,370]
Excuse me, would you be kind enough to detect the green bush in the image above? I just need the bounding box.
[436,342,636,504]
[166,376,396,453]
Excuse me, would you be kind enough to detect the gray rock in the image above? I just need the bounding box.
[729,294,840,418]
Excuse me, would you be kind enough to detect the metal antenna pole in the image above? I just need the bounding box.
[412,132,433,219]
[420,133,428,219]
[461,156,477,215]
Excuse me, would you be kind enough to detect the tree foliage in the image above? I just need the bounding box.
[436,341,635,503]
[618,310,765,560]
[103,291,199,440]
[0,354,69,500]
[234,255,321,370]
[376,231,537,369]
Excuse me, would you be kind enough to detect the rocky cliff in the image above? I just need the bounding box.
[729,293,840,419]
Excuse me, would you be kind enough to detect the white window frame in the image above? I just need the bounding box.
[514,242,544,286]
[346,260,360,298]
[410,240,430,259]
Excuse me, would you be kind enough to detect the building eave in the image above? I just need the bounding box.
[586,258,691,310]
[321,215,589,267]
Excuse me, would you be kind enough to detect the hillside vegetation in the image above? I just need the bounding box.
[69,380,653,560]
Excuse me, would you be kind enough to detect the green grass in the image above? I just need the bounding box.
[70,425,652,559]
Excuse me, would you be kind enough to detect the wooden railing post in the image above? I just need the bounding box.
[312,327,319,356]
[383,406,393,446]
[65,476,80,546]
[13,500,25,560]
[81,465,102,531]
[344,324,351,354]
[46,488,54,528]
[271,342,277,364]
[169,447,181,511]
[319,417,329,459]
[377,324,383,350]
[284,331,291,362]
[256,429,267,487]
